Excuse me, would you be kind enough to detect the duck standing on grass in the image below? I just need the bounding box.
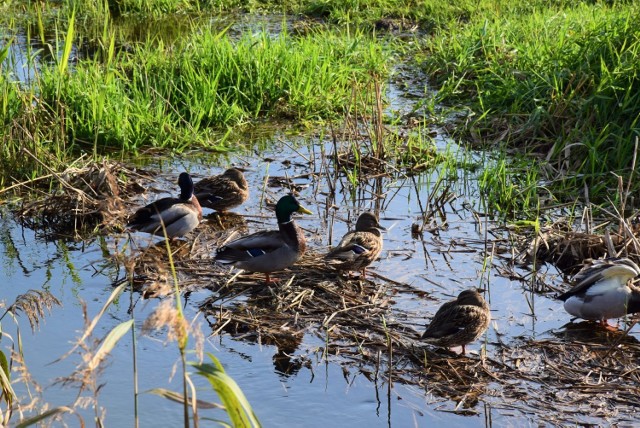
[557,257,640,327]
[127,172,202,239]
[214,195,313,283]
[421,288,491,354]
[194,167,249,212]
[324,212,385,279]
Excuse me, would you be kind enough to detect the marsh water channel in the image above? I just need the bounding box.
[3,13,640,428]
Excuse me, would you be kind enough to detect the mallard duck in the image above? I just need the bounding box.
[421,288,491,354]
[214,195,312,283]
[557,257,640,327]
[324,212,385,279]
[127,172,202,239]
[193,168,249,212]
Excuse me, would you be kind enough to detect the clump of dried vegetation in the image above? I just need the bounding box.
[5,160,154,239]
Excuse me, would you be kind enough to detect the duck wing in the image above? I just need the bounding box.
[195,176,242,199]
[422,304,489,339]
[325,231,376,262]
[421,300,464,338]
[128,197,184,227]
[558,258,640,301]
[215,231,285,263]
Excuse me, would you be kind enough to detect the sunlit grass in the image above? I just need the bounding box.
[420,1,640,199]
[0,11,389,186]
[478,151,544,219]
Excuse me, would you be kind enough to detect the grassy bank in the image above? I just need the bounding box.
[3,0,640,216]
[0,12,389,187]
[420,1,640,201]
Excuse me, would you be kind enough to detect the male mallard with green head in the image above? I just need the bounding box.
[214,195,312,283]
[127,172,202,239]
[557,257,640,327]
[421,288,491,354]
[324,212,385,279]
[194,168,249,212]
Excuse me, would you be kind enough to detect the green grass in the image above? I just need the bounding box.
[478,151,544,219]
[38,25,388,146]
[4,0,640,209]
[420,1,640,198]
[0,11,389,185]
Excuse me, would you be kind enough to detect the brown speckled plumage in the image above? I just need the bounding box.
[421,288,490,354]
[194,168,249,212]
[324,212,385,278]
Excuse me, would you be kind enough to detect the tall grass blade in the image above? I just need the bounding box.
[58,10,75,75]
[15,406,75,428]
[0,38,12,67]
[0,350,14,407]
[87,319,134,371]
[146,388,224,410]
[36,5,46,45]
[191,353,261,428]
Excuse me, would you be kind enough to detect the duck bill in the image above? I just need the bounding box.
[298,206,313,215]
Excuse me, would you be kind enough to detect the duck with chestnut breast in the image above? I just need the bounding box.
[127,172,202,239]
[557,257,640,327]
[214,195,312,283]
[194,167,249,212]
[324,212,385,279]
[421,288,491,354]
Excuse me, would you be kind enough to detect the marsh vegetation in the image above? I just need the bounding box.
[1,0,640,426]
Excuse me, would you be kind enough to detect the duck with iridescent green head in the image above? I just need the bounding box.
[214,195,312,283]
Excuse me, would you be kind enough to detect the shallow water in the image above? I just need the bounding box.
[0,122,580,427]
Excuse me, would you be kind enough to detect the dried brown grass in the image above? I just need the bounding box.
[12,160,153,238]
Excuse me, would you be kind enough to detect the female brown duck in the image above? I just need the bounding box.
[421,288,490,354]
[194,167,249,212]
[324,212,385,279]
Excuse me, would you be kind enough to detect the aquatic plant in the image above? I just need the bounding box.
[0,290,61,425]
[478,151,543,219]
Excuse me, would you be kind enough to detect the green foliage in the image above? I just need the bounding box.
[0,350,13,409]
[192,353,261,428]
[34,25,387,150]
[478,152,543,219]
[421,1,640,197]
[0,14,388,185]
